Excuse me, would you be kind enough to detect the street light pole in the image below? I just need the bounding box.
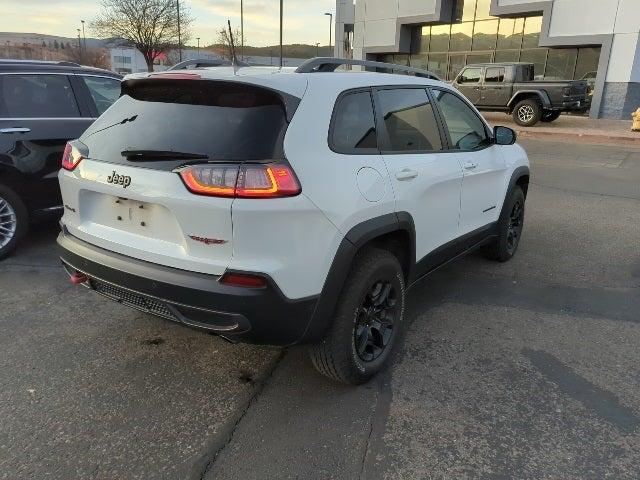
[176,0,182,61]
[324,13,333,56]
[197,37,200,56]
[279,0,283,68]
[316,43,320,57]
[77,29,82,62]
[81,20,86,52]
[240,0,244,61]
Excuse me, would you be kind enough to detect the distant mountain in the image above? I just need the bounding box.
[0,32,107,49]
[207,43,332,59]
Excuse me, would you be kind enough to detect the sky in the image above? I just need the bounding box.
[0,0,337,47]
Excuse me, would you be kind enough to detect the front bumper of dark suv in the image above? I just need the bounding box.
[57,230,320,346]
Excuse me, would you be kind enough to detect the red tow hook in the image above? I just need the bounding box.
[69,272,88,285]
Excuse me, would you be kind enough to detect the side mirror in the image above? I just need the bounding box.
[494,126,517,145]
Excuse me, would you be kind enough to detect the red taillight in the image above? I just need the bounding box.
[61,142,84,171]
[220,272,267,288]
[179,164,301,198]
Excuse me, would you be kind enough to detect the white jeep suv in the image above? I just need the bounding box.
[57,59,529,384]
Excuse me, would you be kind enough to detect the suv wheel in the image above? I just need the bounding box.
[541,110,561,123]
[483,186,525,262]
[513,99,542,127]
[309,248,406,385]
[0,185,28,260]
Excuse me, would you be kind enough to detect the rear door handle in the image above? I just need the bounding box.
[463,162,478,171]
[395,169,419,181]
[0,127,31,134]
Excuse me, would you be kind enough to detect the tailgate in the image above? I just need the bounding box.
[59,159,234,275]
[58,77,299,275]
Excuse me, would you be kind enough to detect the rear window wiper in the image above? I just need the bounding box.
[121,150,209,161]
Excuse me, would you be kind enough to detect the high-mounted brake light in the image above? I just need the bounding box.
[61,142,84,171]
[179,164,301,198]
[150,72,202,80]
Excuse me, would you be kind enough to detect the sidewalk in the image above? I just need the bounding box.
[483,112,639,146]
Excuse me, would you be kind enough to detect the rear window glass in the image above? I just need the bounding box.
[0,74,79,118]
[81,80,294,161]
[331,91,377,152]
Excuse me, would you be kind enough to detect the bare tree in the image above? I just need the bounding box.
[92,0,191,72]
[216,26,243,61]
[66,47,111,70]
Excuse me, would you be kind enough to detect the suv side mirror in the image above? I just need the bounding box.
[494,126,517,145]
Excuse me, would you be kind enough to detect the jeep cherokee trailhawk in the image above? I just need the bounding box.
[58,58,530,384]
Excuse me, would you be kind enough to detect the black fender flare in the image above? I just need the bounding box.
[498,166,530,221]
[508,90,551,110]
[299,212,416,343]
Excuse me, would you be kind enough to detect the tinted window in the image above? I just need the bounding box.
[458,68,482,84]
[432,89,489,150]
[0,74,79,118]
[378,88,442,152]
[332,91,377,152]
[81,76,121,115]
[485,67,505,83]
[81,80,294,162]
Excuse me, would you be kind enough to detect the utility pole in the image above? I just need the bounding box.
[279,0,283,67]
[324,13,333,56]
[197,37,200,56]
[316,42,320,57]
[176,0,182,61]
[81,20,87,52]
[240,0,244,61]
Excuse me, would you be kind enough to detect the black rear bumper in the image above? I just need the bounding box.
[57,231,320,346]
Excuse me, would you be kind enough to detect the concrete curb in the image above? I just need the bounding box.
[515,129,640,146]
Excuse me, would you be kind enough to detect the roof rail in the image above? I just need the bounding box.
[167,58,250,70]
[295,57,440,80]
[0,59,81,67]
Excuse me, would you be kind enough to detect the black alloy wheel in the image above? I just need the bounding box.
[506,200,524,255]
[354,280,399,362]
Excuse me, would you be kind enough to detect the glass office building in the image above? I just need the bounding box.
[377,0,601,83]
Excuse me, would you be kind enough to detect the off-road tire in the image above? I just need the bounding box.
[0,184,28,260]
[309,248,406,385]
[483,186,525,262]
[513,99,542,127]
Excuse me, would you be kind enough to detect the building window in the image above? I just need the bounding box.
[114,55,132,64]
[472,19,499,51]
[430,24,451,53]
[545,48,578,80]
[450,23,473,52]
[379,9,601,86]
[522,17,542,49]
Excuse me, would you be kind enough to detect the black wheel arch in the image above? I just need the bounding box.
[500,166,530,219]
[508,91,551,112]
[300,212,416,343]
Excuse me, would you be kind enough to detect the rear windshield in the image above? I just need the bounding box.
[81,79,296,162]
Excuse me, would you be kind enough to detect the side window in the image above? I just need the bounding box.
[432,89,490,151]
[331,91,378,152]
[0,74,80,118]
[81,76,121,115]
[485,67,505,83]
[458,68,482,84]
[377,88,443,153]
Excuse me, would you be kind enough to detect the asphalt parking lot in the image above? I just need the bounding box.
[2,138,640,479]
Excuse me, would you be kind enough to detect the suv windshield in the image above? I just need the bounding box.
[81,79,296,162]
